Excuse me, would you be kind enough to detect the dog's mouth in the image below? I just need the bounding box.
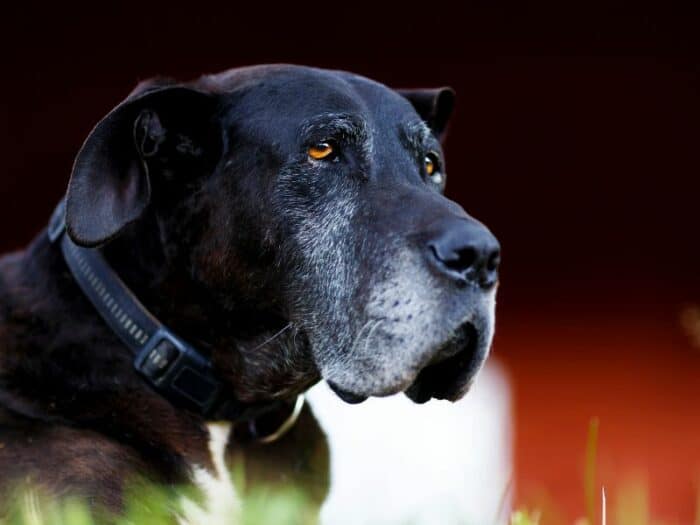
[327,382,371,404]
[404,322,480,403]
[327,322,482,405]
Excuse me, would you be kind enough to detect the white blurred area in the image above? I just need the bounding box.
[306,360,513,525]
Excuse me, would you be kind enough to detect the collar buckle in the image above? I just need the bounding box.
[49,198,301,432]
[134,330,222,416]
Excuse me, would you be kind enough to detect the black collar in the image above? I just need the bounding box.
[48,200,303,436]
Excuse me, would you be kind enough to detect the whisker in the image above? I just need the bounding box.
[250,322,293,352]
[349,320,373,358]
[362,320,383,356]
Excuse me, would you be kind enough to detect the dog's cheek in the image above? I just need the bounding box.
[186,178,282,304]
[319,250,446,394]
[275,170,364,335]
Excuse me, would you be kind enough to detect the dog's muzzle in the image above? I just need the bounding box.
[327,320,487,405]
[404,321,480,403]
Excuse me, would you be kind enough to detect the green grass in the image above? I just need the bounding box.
[0,488,543,525]
[1,419,697,524]
[0,484,316,525]
[0,476,697,525]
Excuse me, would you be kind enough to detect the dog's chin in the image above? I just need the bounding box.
[326,321,486,405]
[327,382,370,404]
[404,322,481,404]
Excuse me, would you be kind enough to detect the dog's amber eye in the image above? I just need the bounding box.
[424,152,442,184]
[424,155,436,176]
[308,142,335,160]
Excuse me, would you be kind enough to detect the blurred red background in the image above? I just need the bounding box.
[2,3,699,522]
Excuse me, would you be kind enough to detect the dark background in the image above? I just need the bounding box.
[2,4,699,307]
[2,3,699,521]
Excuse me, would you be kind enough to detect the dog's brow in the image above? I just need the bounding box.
[401,120,434,152]
[300,113,369,144]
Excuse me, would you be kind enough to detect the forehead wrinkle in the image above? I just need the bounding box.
[300,113,370,145]
[300,113,374,172]
[400,120,434,152]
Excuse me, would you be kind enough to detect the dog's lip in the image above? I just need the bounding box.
[327,381,369,404]
[404,322,479,404]
[326,322,481,405]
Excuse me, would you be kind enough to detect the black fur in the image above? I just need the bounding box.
[0,64,498,509]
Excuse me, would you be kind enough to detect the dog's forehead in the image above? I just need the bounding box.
[207,65,417,133]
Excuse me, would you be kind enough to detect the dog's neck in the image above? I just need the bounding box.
[0,224,329,507]
[0,212,317,478]
[95,211,319,405]
[0,233,216,478]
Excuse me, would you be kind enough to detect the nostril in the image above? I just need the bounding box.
[426,219,500,287]
[442,246,478,273]
[486,250,501,272]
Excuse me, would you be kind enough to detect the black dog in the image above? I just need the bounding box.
[0,65,499,512]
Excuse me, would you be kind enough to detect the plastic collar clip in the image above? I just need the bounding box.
[134,330,222,416]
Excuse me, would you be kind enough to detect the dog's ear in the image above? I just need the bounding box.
[66,85,218,247]
[397,87,456,140]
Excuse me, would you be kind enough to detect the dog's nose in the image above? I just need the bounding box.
[427,218,500,289]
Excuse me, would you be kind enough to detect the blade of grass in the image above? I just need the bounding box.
[601,486,606,525]
[613,477,649,525]
[510,509,541,525]
[695,478,700,525]
[493,473,514,524]
[584,418,600,525]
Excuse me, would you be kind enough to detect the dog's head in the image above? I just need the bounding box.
[65,65,499,405]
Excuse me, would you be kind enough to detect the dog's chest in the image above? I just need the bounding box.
[179,422,240,525]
